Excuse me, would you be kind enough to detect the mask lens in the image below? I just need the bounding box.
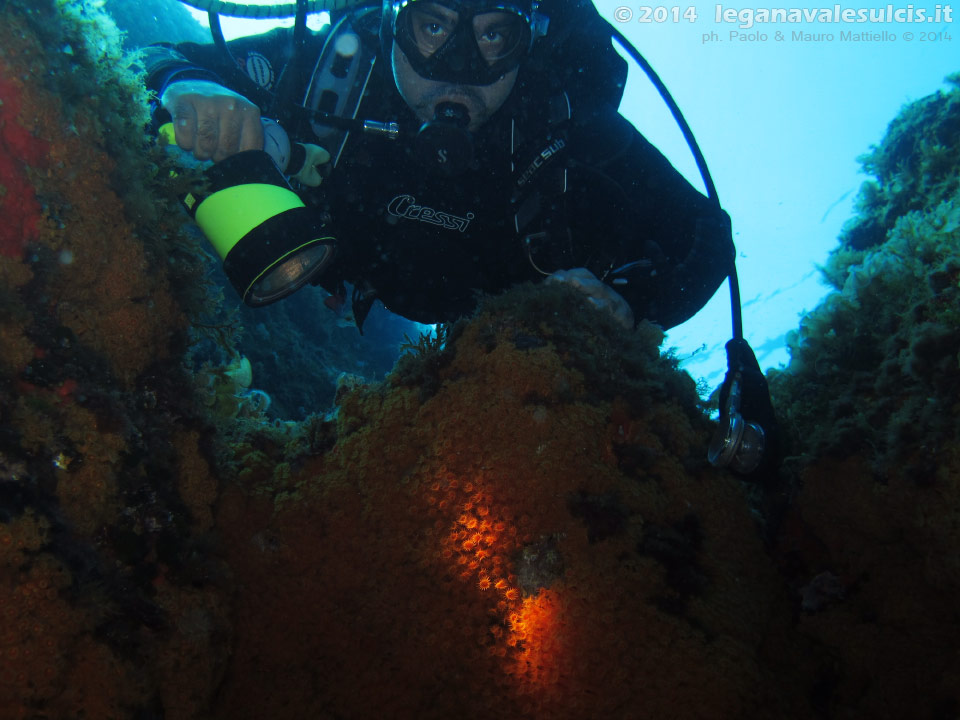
[395,1,532,83]
[473,11,527,64]
[405,3,458,59]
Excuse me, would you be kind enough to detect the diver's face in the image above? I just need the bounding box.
[390,4,519,132]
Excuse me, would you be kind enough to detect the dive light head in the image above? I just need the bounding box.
[708,338,778,477]
[414,101,474,175]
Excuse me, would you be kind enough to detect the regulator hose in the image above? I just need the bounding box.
[178,0,364,19]
[609,25,742,341]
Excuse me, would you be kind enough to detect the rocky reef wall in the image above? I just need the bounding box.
[1,2,233,717]
[768,74,960,719]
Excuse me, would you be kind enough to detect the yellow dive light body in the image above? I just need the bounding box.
[160,124,334,306]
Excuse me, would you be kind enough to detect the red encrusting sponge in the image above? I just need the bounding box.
[0,65,47,258]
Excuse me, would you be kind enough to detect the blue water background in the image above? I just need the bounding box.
[599,0,958,388]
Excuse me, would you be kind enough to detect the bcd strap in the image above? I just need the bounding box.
[511,93,576,274]
[301,7,379,167]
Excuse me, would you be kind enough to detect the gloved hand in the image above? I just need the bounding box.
[291,144,331,187]
[546,267,634,329]
[161,80,263,162]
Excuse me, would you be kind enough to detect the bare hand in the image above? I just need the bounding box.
[161,80,263,162]
[547,268,635,329]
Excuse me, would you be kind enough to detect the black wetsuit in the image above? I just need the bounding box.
[144,6,734,329]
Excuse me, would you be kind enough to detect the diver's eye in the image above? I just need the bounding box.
[472,13,523,62]
[478,29,503,44]
[407,4,457,56]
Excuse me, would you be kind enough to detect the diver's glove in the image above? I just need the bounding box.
[547,268,635,329]
[288,143,330,187]
[260,120,330,187]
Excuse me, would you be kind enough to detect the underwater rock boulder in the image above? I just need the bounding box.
[213,284,811,719]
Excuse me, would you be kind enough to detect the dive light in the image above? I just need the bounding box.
[159,120,335,307]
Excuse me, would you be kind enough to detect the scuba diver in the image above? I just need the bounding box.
[144,0,778,477]
[144,0,732,330]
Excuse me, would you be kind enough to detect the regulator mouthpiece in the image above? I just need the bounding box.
[414,101,474,176]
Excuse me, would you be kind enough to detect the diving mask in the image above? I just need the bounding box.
[382,0,549,85]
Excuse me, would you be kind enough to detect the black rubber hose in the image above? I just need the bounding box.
[609,26,743,340]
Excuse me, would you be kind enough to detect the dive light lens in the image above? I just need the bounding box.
[248,244,334,305]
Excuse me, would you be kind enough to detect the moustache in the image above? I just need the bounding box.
[425,85,484,105]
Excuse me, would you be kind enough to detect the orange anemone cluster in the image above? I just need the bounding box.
[419,466,566,689]
[428,472,521,606]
